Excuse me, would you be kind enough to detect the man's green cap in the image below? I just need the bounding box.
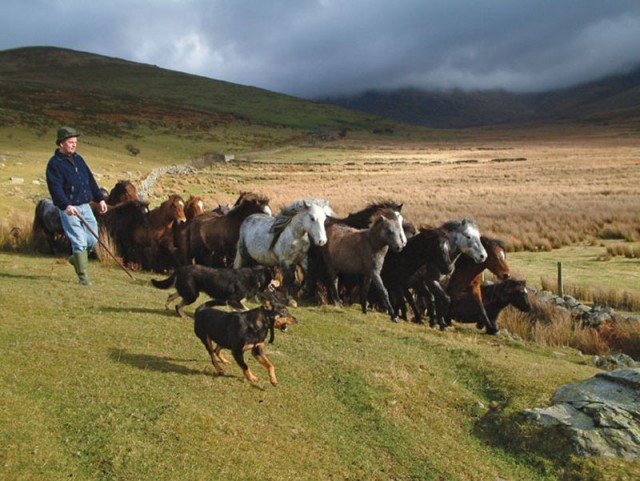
[56,126,80,145]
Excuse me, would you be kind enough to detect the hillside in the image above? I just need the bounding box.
[0,46,399,138]
[321,67,640,128]
[4,46,638,133]
[3,251,639,481]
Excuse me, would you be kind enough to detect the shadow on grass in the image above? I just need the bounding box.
[107,348,252,386]
[100,306,185,318]
[0,271,52,281]
[108,348,206,376]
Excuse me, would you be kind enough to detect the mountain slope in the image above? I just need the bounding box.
[0,46,397,134]
[321,67,640,128]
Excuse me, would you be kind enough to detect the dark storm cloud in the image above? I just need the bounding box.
[1,0,640,98]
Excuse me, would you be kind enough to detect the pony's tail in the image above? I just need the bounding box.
[151,272,177,289]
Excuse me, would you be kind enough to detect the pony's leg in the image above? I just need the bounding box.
[232,238,247,269]
[419,282,438,327]
[371,272,397,322]
[427,281,450,330]
[327,268,343,306]
[359,275,372,314]
[476,295,498,334]
[278,263,299,303]
[403,288,423,323]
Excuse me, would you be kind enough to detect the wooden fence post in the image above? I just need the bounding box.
[557,261,564,297]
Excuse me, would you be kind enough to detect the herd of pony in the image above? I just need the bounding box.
[32,180,531,333]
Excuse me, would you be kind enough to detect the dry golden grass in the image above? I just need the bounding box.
[157,131,640,253]
[540,276,640,312]
[499,296,612,356]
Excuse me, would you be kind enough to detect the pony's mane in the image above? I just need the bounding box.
[441,218,478,232]
[269,198,330,244]
[365,200,403,211]
[232,191,269,206]
[481,236,505,250]
[416,224,444,238]
[227,192,269,216]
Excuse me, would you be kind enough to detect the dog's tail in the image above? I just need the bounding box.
[194,299,227,314]
[151,271,177,289]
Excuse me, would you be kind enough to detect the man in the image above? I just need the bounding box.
[46,126,107,285]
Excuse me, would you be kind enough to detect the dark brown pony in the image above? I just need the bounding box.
[133,194,187,271]
[443,236,510,334]
[187,192,271,267]
[381,225,454,323]
[98,199,150,265]
[321,213,407,322]
[448,278,530,333]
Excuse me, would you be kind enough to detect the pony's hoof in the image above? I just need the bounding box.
[391,317,399,323]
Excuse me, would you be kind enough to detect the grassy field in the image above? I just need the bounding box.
[2,48,640,479]
[2,124,640,479]
[3,251,639,481]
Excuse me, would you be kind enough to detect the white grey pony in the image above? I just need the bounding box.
[234,198,334,298]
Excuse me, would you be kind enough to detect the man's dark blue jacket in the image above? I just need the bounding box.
[46,149,104,210]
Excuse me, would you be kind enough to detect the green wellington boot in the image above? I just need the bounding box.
[72,250,92,285]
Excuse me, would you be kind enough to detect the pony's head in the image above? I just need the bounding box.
[449,218,487,263]
[301,199,331,246]
[374,211,407,253]
[392,211,408,250]
[481,236,510,280]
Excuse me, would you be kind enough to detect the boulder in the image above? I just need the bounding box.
[522,369,640,459]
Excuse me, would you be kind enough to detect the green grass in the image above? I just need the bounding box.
[508,241,640,301]
[2,252,640,480]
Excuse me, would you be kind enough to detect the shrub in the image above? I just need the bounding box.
[125,143,140,156]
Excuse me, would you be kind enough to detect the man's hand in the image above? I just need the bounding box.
[98,200,108,215]
[65,205,78,217]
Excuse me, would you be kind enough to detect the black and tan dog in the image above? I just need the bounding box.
[194,297,297,385]
[151,265,274,319]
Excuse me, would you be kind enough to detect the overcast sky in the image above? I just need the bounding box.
[2,1,640,98]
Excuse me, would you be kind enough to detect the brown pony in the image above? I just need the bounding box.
[443,236,510,334]
[106,180,138,206]
[173,195,206,265]
[184,195,205,220]
[321,213,407,322]
[133,194,187,271]
[302,200,410,303]
[187,192,271,267]
[90,180,138,217]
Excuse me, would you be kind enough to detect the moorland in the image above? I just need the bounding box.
[1,46,640,480]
